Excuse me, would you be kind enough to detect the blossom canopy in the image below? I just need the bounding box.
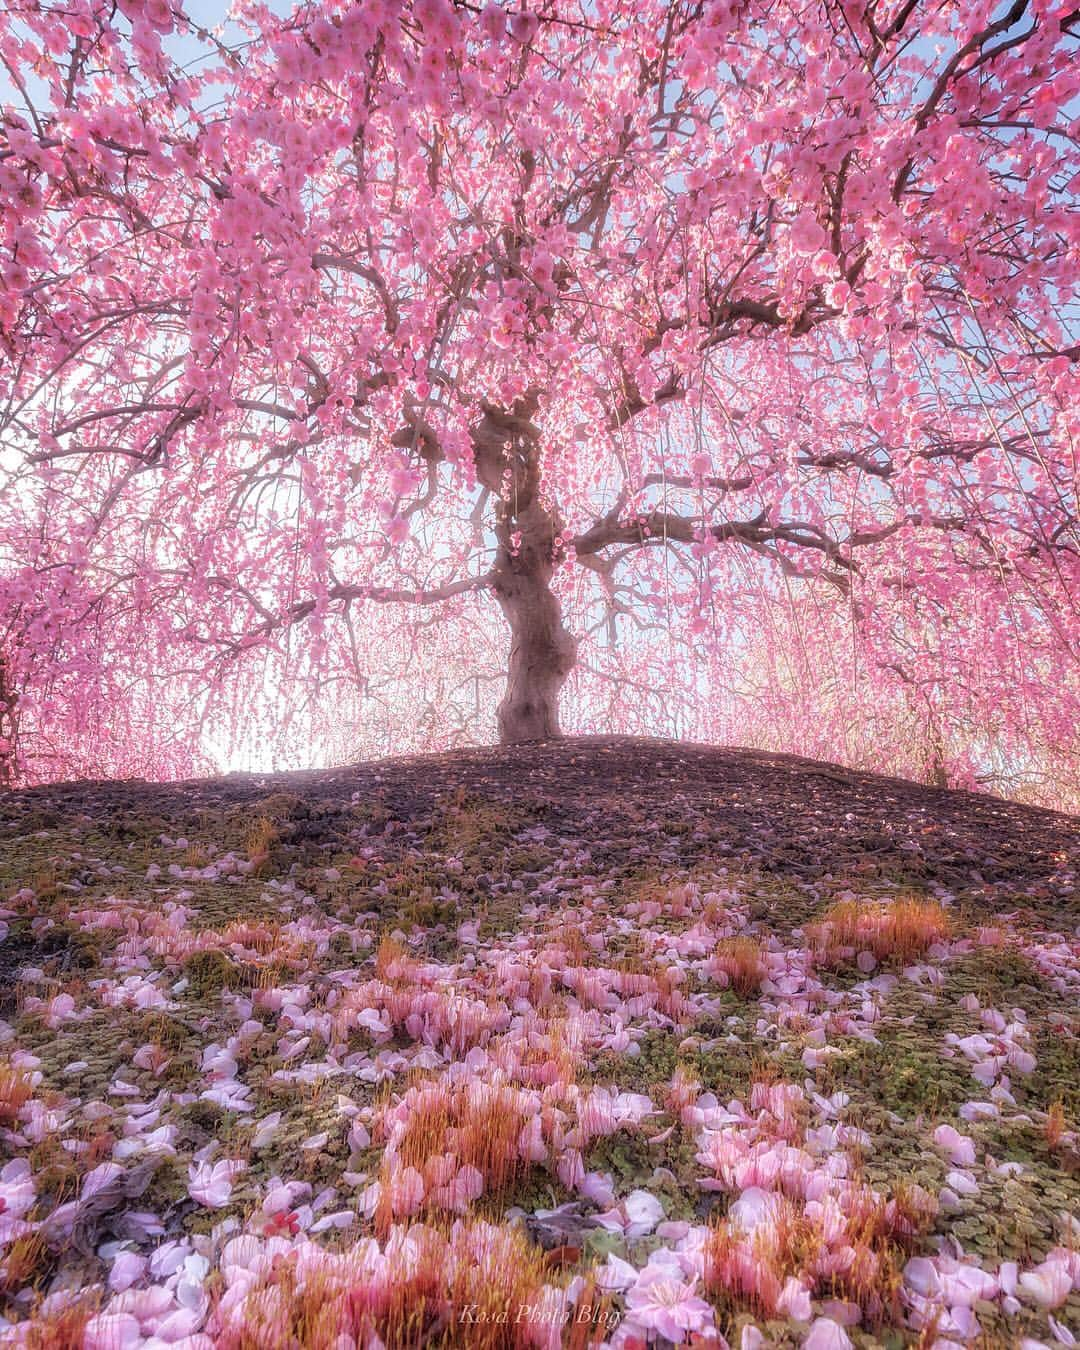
[0,0,1077,797]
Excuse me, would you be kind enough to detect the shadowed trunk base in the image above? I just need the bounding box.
[493,548,576,743]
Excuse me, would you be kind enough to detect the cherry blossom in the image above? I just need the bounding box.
[0,0,1076,797]
[1019,1257,1074,1310]
[186,1159,246,1209]
[802,1318,854,1349]
[624,1264,715,1344]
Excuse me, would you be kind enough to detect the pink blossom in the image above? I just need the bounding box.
[84,1313,142,1350]
[938,1262,998,1307]
[388,1165,424,1216]
[803,1318,853,1349]
[596,1188,664,1237]
[579,1171,615,1207]
[187,1159,245,1208]
[109,1249,147,1292]
[625,1266,713,1343]
[0,1159,35,1225]
[728,1186,780,1232]
[596,1254,639,1291]
[1019,1258,1072,1310]
[777,1276,813,1321]
[932,1124,976,1166]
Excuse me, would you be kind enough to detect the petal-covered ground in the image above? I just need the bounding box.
[0,737,1077,1349]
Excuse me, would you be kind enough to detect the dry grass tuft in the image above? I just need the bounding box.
[395,1081,530,1191]
[374,933,412,982]
[806,898,952,966]
[245,815,279,876]
[0,1061,33,1125]
[17,1298,95,1350]
[1046,1099,1068,1150]
[713,936,767,995]
[215,1222,557,1350]
[704,1181,936,1327]
[0,1233,50,1296]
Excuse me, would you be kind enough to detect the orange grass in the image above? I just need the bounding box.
[704,1195,817,1318]
[705,1181,936,1327]
[374,933,412,981]
[0,1233,50,1296]
[395,1084,529,1188]
[806,898,952,966]
[1046,1100,1067,1150]
[713,937,767,995]
[373,1080,534,1232]
[0,1062,33,1125]
[18,1299,95,1350]
[244,816,279,875]
[215,1223,557,1350]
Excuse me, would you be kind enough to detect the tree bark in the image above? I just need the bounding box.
[465,395,577,742]
[491,499,577,743]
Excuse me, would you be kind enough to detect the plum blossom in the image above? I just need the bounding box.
[595,1188,665,1237]
[109,1249,147,1292]
[624,1265,714,1343]
[187,1159,246,1208]
[803,1318,853,1349]
[933,1124,976,1166]
[1019,1258,1073,1310]
[84,1313,142,1350]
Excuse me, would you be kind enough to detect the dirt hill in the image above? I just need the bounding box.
[0,738,1077,1346]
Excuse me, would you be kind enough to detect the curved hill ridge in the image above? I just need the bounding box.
[0,737,1077,1346]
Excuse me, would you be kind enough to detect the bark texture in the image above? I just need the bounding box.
[491,499,577,742]
[470,395,577,743]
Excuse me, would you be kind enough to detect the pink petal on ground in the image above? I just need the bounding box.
[84,1314,142,1350]
[932,1124,976,1166]
[728,1186,778,1232]
[803,1318,853,1350]
[1019,1259,1072,1310]
[82,1162,124,1200]
[777,1276,813,1321]
[109,1250,147,1292]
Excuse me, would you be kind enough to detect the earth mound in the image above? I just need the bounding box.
[0,738,1077,1346]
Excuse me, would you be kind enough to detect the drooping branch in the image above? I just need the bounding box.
[0,0,1075,782]
[210,572,495,653]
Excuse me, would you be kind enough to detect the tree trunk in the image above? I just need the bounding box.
[492,501,577,743]
[468,395,577,743]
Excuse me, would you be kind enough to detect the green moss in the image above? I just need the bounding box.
[182,949,240,997]
[695,1038,771,1102]
[19,1009,140,1096]
[744,878,822,937]
[134,1011,192,1050]
[182,1098,227,1134]
[328,931,359,960]
[941,948,1079,1114]
[398,895,458,931]
[587,1030,677,1091]
[938,1128,1079,1265]
[132,1156,185,1217]
[586,1127,701,1224]
[34,923,110,972]
[430,796,530,862]
[587,1026,776,1108]
[1035,1031,1080,1117]
[833,1033,973,1121]
[976,1296,1080,1348]
[947,947,1048,1007]
[504,845,556,876]
[474,1167,564,1222]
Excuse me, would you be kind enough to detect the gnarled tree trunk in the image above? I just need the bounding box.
[468,394,578,743]
[491,502,576,743]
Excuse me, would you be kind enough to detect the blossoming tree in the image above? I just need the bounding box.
[1,0,1077,780]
